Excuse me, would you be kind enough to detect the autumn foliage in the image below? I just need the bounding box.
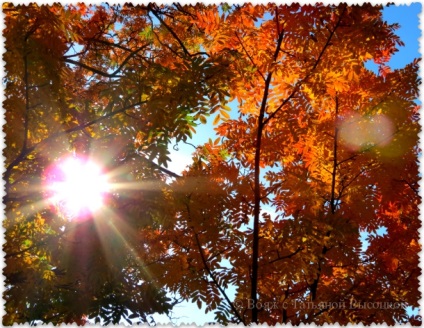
[3,3,421,325]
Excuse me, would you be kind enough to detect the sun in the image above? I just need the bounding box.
[47,156,110,219]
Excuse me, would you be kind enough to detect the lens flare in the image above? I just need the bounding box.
[46,157,109,219]
[339,112,395,151]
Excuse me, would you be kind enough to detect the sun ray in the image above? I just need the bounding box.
[92,206,157,285]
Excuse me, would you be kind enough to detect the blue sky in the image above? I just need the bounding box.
[365,3,421,72]
[383,3,421,68]
[161,4,421,324]
[169,3,421,173]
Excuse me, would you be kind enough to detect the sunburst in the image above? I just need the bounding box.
[46,156,110,219]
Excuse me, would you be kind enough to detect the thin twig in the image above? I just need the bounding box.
[64,43,149,78]
[235,32,266,81]
[263,4,348,126]
[148,4,208,58]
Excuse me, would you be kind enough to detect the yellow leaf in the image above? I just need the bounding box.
[220,109,230,119]
[213,114,221,125]
[43,270,55,281]
[199,115,207,124]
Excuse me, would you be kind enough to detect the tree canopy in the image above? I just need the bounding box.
[3,3,421,325]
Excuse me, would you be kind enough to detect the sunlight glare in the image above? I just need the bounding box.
[48,157,109,219]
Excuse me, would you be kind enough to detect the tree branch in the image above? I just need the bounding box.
[263,4,347,126]
[5,101,148,183]
[193,230,246,325]
[173,3,197,19]
[182,201,244,324]
[4,227,70,259]
[251,22,286,323]
[394,179,419,195]
[330,95,339,214]
[147,159,182,179]
[235,32,266,81]
[22,38,31,154]
[64,43,149,78]
[148,4,208,58]
[269,247,303,264]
